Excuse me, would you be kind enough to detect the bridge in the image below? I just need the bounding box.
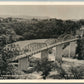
[5,35,79,71]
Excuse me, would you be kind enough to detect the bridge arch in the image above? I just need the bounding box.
[62,34,75,41]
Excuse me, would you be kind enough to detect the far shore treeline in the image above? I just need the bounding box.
[0,17,84,43]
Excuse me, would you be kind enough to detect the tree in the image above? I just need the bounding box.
[76,37,84,60]
[0,35,8,76]
[0,34,14,77]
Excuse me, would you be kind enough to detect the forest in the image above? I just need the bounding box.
[0,18,84,42]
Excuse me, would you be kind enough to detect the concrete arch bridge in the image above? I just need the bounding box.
[6,35,79,71]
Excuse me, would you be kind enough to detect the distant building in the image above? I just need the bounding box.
[1,18,3,21]
[80,26,84,37]
[76,26,84,38]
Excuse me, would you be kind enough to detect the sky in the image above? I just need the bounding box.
[0,5,84,20]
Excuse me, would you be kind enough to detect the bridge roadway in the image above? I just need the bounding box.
[11,38,79,61]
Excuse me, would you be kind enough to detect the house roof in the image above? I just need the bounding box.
[80,27,84,30]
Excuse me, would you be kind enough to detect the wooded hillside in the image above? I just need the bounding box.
[0,18,84,42]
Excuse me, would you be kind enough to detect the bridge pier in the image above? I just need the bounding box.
[18,56,29,71]
[69,41,76,58]
[41,49,48,62]
[55,44,63,65]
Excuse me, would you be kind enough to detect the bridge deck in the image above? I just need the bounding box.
[11,38,79,61]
